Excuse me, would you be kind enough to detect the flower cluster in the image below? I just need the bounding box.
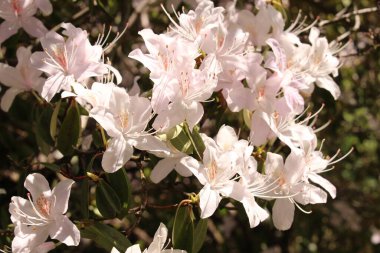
[0,0,352,252]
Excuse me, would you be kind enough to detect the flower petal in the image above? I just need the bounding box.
[150,158,179,183]
[102,137,133,173]
[49,215,80,246]
[126,244,142,253]
[24,173,51,201]
[199,184,221,218]
[1,88,22,112]
[51,179,75,215]
[272,198,295,231]
[147,223,168,252]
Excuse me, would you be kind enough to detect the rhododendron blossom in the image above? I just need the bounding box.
[31,23,121,101]
[0,0,48,44]
[111,223,186,253]
[0,0,357,251]
[0,46,44,111]
[9,173,80,253]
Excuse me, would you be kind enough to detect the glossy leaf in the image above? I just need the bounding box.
[50,99,61,140]
[192,218,208,253]
[172,205,194,253]
[56,100,81,155]
[106,168,132,218]
[95,179,122,218]
[81,222,131,252]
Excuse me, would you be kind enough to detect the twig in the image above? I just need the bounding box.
[319,6,379,27]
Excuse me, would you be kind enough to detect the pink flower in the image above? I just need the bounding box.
[0,0,48,44]
[31,23,121,101]
[9,173,80,253]
[0,46,45,111]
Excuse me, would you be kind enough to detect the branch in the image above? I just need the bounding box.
[319,6,379,27]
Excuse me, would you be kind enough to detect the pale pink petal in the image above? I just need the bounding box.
[125,244,142,253]
[150,158,180,183]
[32,242,56,253]
[21,16,48,38]
[241,197,269,228]
[147,223,168,252]
[295,184,327,205]
[0,63,25,89]
[316,76,341,100]
[265,152,284,175]
[34,0,53,16]
[272,198,295,230]
[9,197,40,227]
[175,158,193,177]
[51,179,75,215]
[284,151,305,184]
[215,125,238,151]
[49,215,80,246]
[219,181,245,201]
[127,96,152,134]
[1,88,22,112]
[249,111,273,147]
[222,87,255,112]
[102,137,133,173]
[308,173,336,199]
[199,184,221,218]
[90,107,122,138]
[24,173,51,201]
[179,156,207,185]
[12,228,50,253]
[0,20,19,43]
[186,101,204,131]
[41,73,68,102]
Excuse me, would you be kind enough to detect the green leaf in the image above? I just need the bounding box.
[34,106,54,153]
[38,162,61,172]
[192,218,208,253]
[170,126,193,155]
[106,168,132,218]
[172,205,194,253]
[191,126,206,158]
[50,100,61,140]
[79,179,89,219]
[57,100,81,155]
[96,179,122,218]
[81,222,131,252]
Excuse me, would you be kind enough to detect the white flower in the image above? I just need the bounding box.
[9,173,80,253]
[111,223,186,253]
[82,83,153,173]
[0,0,48,44]
[265,152,328,230]
[0,46,44,111]
[30,23,120,102]
[129,29,198,114]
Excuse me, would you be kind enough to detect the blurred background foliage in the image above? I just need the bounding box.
[0,0,379,253]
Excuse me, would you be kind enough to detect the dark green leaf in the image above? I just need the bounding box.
[170,127,193,155]
[191,126,206,158]
[81,222,131,252]
[57,100,81,155]
[50,100,61,140]
[96,179,121,218]
[192,218,208,253]
[38,162,61,172]
[106,168,132,218]
[34,106,54,153]
[172,205,194,253]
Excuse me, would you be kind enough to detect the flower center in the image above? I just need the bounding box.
[117,112,129,132]
[12,0,22,15]
[51,45,68,71]
[207,160,218,181]
[36,195,51,217]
